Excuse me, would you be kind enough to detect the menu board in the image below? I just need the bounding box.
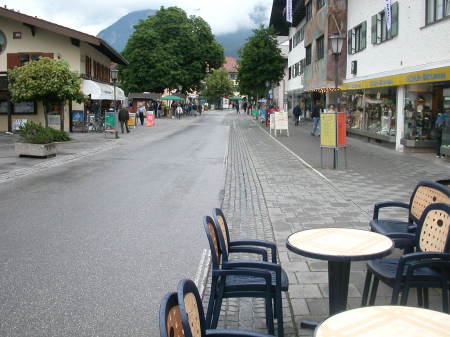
[274,111,288,130]
[320,113,337,147]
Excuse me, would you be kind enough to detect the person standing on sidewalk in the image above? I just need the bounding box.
[311,100,322,136]
[176,104,183,119]
[293,101,301,126]
[118,107,130,134]
[235,101,240,114]
[435,112,445,158]
[137,104,146,126]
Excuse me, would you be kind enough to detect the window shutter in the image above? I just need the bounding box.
[371,14,377,44]
[347,29,352,54]
[361,21,367,50]
[391,1,399,37]
[7,53,20,69]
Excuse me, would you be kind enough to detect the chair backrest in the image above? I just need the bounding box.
[159,292,185,337]
[409,180,450,224]
[436,179,450,188]
[203,216,223,268]
[177,279,206,337]
[212,208,230,252]
[416,203,450,253]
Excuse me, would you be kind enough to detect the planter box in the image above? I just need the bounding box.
[15,142,57,158]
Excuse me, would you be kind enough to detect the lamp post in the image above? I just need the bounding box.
[110,67,119,135]
[328,33,344,169]
[328,33,344,108]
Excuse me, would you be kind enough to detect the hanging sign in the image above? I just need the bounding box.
[286,0,293,23]
[385,0,392,31]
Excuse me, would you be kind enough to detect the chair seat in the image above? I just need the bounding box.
[370,219,410,234]
[368,258,443,286]
[224,269,289,292]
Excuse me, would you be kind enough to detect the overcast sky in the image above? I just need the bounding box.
[2,0,273,36]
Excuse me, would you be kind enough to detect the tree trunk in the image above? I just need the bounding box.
[60,101,64,131]
[43,102,48,128]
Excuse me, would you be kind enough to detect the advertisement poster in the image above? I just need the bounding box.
[320,113,337,147]
[105,110,116,130]
[13,119,27,130]
[337,113,347,146]
[146,111,155,127]
[128,113,136,127]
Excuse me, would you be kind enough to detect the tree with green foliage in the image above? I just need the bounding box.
[120,6,224,94]
[237,26,285,99]
[8,57,83,130]
[203,69,234,109]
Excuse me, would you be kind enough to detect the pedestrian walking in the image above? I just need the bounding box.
[137,104,146,126]
[235,101,240,114]
[293,101,301,126]
[434,112,446,158]
[311,100,322,136]
[118,107,130,134]
[176,104,183,119]
[243,101,248,114]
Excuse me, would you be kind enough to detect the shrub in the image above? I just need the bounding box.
[18,121,71,144]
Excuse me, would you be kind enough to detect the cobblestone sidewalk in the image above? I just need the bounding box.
[204,113,449,337]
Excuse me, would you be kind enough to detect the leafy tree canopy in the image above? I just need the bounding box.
[8,57,83,104]
[237,26,285,99]
[203,69,233,108]
[120,6,224,94]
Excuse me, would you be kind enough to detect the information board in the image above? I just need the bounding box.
[320,113,337,147]
[337,113,346,146]
[128,113,136,127]
[274,111,289,132]
[105,110,116,130]
[146,111,155,127]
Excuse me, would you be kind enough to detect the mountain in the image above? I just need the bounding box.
[97,9,157,52]
[97,9,255,58]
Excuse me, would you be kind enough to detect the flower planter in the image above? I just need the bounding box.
[15,142,57,158]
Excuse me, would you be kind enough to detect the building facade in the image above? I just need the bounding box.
[0,7,127,132]
[342,0,450,152]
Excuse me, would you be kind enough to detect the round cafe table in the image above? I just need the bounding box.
[286,228,393,318]
[315,305,450,337]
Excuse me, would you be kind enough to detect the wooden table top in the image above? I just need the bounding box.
[287,228,393,261]
[315,305,450,337]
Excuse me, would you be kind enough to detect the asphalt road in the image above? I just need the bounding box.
[0,111,229,337]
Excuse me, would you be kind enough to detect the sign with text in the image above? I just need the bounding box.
[146,111,155,127]
[320,112,346,148]
[274,111,288,130]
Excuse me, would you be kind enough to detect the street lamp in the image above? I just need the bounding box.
[328,33,344,104]
[110,67,119,110]
[328,33,344,169]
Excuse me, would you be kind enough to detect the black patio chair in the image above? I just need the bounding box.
[206,215,288,337]
[160,286,274,337]
[437,179,450,188]
[362,203,450,312]
[212,208,278,264]
[370,180,450,250]
[203,216,286,336]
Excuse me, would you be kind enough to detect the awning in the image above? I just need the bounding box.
[82,80,126,100]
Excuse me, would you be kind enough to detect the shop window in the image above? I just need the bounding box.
[306,2,312,22]
[316,35,324,60]
[305,44,312,65]
[317,0,325,10]
[426,0,450,24]
[293,26,304,48]
[371,1,399,45]
[0,30,6,55]
[404,84,435,141]
[348,21,367,54]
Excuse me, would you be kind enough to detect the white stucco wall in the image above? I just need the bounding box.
[287,24,306,92]
[346,0,450,80]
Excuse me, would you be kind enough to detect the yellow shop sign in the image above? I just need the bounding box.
[341,66,450,90]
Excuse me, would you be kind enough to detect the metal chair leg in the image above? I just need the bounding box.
[417,287,423,307]
[206,277,218,328]
[361,270,372,306]
[211,281,225,329]
[265,295,274,335]
[369,277,379,305]
[423,288,429,308]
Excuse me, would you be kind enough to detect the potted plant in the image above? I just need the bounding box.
[14,121,71,157]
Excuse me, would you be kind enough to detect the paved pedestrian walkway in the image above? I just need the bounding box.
[208,112,449,337]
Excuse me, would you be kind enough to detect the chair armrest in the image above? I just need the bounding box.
[223,260,282,284]
[212,269,272,287]
[206,330,275,337]
[396,252,450,278]
[373,201,409,220]
[229,246,268,261]
[230,240,278,263]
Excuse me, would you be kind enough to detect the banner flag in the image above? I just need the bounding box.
[286,0,293,23]
[385,0,392,31]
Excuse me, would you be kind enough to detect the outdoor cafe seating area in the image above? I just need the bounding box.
[160,180,450,337]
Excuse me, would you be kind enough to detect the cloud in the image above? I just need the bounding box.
[2,0,273,35]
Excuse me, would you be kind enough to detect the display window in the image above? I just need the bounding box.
[342,88,397,136]
[404,84,434,140]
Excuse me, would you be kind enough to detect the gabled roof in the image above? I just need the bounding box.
[223,57,238,72]
[0,7,128,66]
